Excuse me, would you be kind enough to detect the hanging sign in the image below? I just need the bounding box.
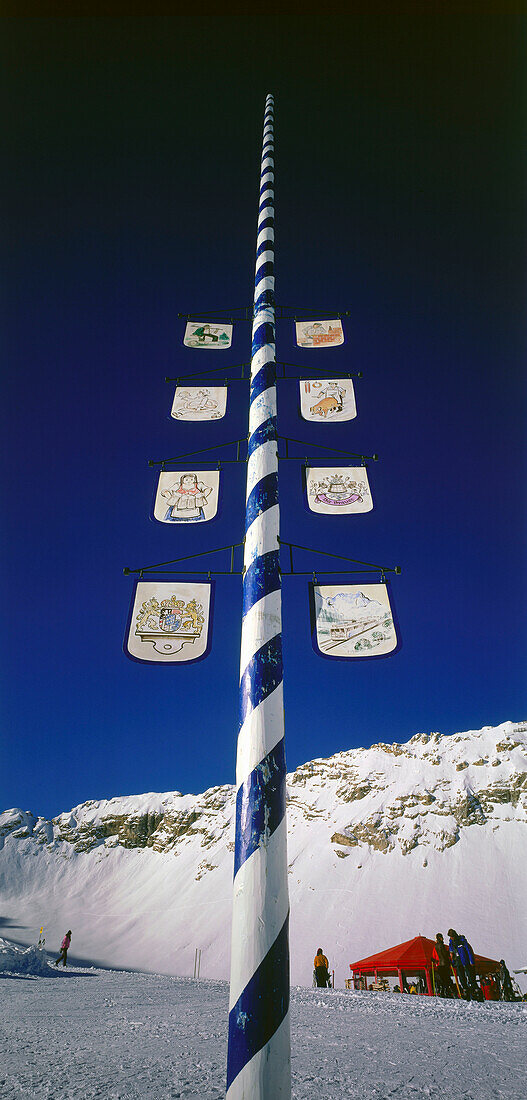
[312,583,397,658]
[171,386,227,421]
[183,321,233,348]
[154,470,219,524]
[295,319,344,348]
[306,466,372,514]
[125,581,212,663]
[300,379,356,422]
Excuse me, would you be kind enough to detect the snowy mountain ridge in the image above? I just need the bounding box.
[1,720,526,987]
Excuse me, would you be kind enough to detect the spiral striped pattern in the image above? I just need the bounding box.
[226,95,291,1100]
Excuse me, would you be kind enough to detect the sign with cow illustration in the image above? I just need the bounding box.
[125,581,212,664]
[299,379,356,423]
[306,467,372,514]
[312,583,397,658]
[295,319,344,348]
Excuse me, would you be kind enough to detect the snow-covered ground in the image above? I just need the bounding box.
[0,941,525,1099]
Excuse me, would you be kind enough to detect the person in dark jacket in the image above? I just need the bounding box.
[498,959,514,1001]
[447,929,478,999]
[54,930,72,967]
[432,933,454,997]
[313,948,330,988]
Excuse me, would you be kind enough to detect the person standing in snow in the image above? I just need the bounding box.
[313,948,330,988]
[447,929,478,999]
[498,959,514,1001]
[432,933,454,997]
[55,930,72,967]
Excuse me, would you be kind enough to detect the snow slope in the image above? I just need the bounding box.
[0,957,525,1100]
[1,720,526,989]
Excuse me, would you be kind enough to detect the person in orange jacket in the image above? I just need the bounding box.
[313,948,330,988]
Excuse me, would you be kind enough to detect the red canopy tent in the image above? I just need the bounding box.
[350,935,499,996]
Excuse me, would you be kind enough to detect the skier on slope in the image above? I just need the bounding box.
[54,930,72,967]
[313,948,331,988]
[447,929,478,999]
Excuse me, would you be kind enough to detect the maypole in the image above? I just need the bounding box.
[124,88,401,1099]
[226,95,291,1098]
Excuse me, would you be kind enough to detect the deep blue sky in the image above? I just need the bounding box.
[2,16,525,819]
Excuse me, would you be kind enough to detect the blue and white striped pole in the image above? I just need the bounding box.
[226,95,290,1099]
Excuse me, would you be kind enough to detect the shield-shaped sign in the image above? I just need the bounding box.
[125,581,212,663]
[183,321,233,348]
[153,470,220,524]
[171,386,227,421]
[299,379,356,423]
[312,583,397,658]
[295,319,344,348]
[306,466,372,515]
[159,606,182,632]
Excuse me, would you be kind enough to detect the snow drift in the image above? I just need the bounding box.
[0,937,52,976]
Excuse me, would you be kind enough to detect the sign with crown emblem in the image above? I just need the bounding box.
[300,379,356,423]
[312,583,397,658]
[306,467,372,514]
[154,470,219,524]
[183,321,233,348]
[295,319,344,348]
[125,581,212,663]
[171,386,227,421]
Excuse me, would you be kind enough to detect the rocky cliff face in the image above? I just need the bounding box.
[0,785,235,859]
[1,722,526,862]
[1,720,526,985]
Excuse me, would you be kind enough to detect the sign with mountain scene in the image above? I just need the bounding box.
[306,467,372,515]
[312,583,397,658]
[300,379,356,423]
[183,321,233,348]
[154,471,219,524]
[125,581,212,663]
[171,386,227,421]
[295,319,344,348]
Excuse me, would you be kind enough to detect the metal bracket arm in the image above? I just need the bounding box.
[148,438,247,468]
[165,362,251,382]
[123,542,245,578]
[277,538,401,579]
[277,435,378,463]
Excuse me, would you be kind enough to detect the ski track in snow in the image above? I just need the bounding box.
[0,964,525,1100]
